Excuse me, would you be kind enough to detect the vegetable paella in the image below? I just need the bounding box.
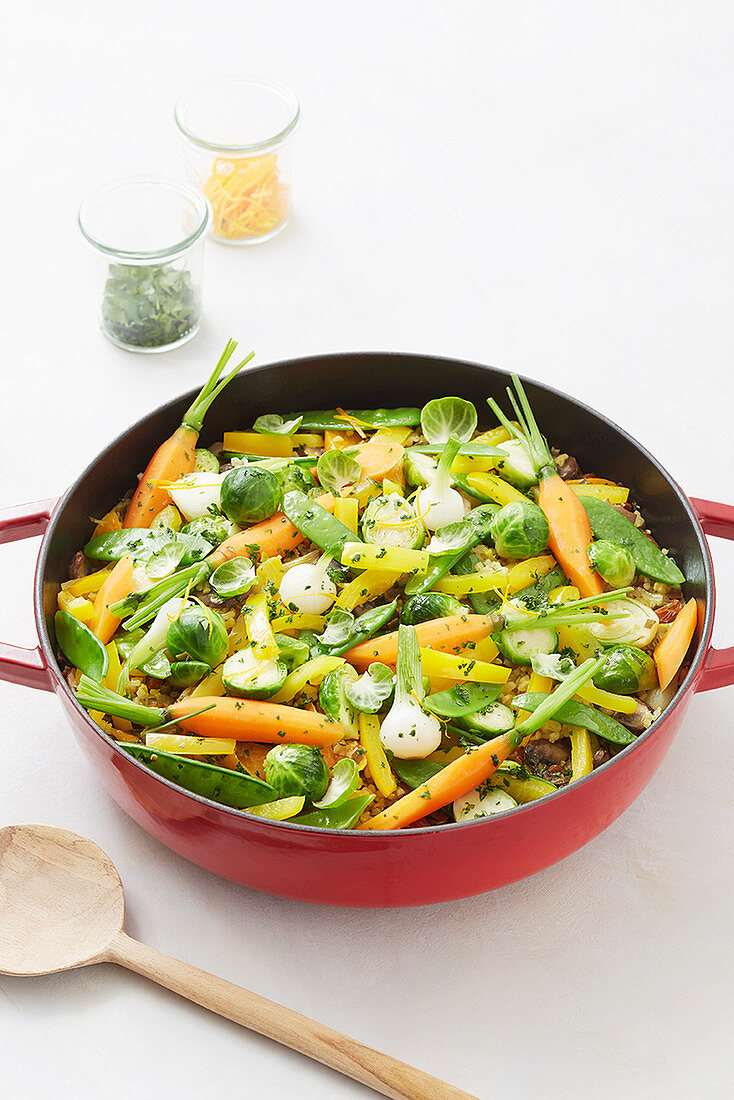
[57,341,698,831]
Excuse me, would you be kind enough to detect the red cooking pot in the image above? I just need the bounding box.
[2,353,732,907]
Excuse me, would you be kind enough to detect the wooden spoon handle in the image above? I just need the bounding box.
[107,932,476,1100]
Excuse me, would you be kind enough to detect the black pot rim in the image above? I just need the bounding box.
[34,351,715,839]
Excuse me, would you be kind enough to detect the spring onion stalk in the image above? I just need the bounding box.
[122,563,210,631]
[379,625,442,759]
[501,588,631,632]
[111,561,210,622]
[505,655,606,749]
[77,674,165,727]
[417,436,465,530]
[278,553,336,615]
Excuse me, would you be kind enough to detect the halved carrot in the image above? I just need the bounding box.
[124,341,253,528]
[352,440,405,482]
[344,614,500,670]
[207,494,335,567]
[359,732,514,830]
[89,555,134,644]
[166,696,344,747]
[538,472,603,598]
[654,598,697,689]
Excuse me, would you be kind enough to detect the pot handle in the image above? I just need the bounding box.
[690,496,734,691]
[0,499,57,692]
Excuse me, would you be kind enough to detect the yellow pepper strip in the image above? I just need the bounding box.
[515,671,554,723]
[575,682,637,714]
[382,477,403,496]
[336,570,402,612]
[465,472,530,507]
[341,542,429,574]
[247,795,306,820]
[489,768,557,803]
[569,725,594,781]
[61,568,112,596]
[270,612,328,634]
[271,655,345,704]
[190,667,225,699]
[334,496,359,534]
[57,590,94,622]
[103,642,122,692]
[243,593,278,660]
[342,477,381,510]
[291,433,323,448]
[452,455,500,476]
[145,733,237,755]
[222,431,293,458]
[506,554,558,595]
[359,713,397,798]
[473,635,500,663]
[570,483,630,504]
[475,426,512,447]
[419,648,510,684]
[370,426,414,446]
[434,571,508,597]
[550,585,579,603]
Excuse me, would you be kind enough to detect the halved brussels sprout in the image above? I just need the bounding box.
[222,648,288,699]
[221,466,283,525]
[165,603,229,666]
[494,439,537,491]
[420,397,477,444]
[490,500,550,561]
[316,449,361,495]
[588,540,636,588]
[181,515,231,546]
[593,644,657,694]
[361,494,424,550]
[405,451,437,488]
[588,598,658,648]
[401,592,466,624]
[264,744,330,801]
[168,660,209,688]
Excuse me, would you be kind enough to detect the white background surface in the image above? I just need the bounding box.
[1,2,733,1097]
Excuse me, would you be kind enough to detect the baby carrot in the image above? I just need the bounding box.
[166,696,345,747]
[654,597,697,689]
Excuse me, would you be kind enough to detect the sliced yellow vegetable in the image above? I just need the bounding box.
[473,635,500,663]
[359,713,397,798]
[247,795,306,820]
[103,641,122,692]
[569,725,594,781]
[243,593,277,660]
[334,496,359,534]
[151,503,183,531]
[515,670,554,723]
[452,455,500,476]
[419,649,510,684]
[270,612,328,634]
[506,554,558,594]
[57,590,94,621]
[341,477,382,509]
[145,733,237,755]
[575,682,636,714]
[370,426,414,446]
[61,568,112,597]
[434,570,508,597]
[190,667,225,698]
[223,432,293,458]
[254,555,285,597]
[550,585,600,664]
[291,433,323,447]
[271,656,345,703]
[382,477,403,496]
[475,426,512,447]
[465,472,530,507]
[569,483,629,504]
[336,569,402,612]
[341,542,429,574]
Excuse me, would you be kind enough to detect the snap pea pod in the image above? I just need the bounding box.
[408,442,503,457]
[297,408,422,431]
[312,600,399,657]
[119,743,278,808]
[290,792,374,829]
[424,682,504,718]
[511,692,637,745]
[404,504,498,597]
[54,611,109,681]
[580,496,685,585]
[281,490,361,554]
[85,528,214,566]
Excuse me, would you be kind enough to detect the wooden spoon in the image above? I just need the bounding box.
[0,824,476,1100]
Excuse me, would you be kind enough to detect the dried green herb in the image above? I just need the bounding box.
[102,262,200,349]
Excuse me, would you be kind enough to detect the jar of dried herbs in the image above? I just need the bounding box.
[79,178,212,352]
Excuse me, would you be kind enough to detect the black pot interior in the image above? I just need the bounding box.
[38,353,711,667]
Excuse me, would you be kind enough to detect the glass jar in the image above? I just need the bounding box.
[78,177,212,353]
[175,77,300,245]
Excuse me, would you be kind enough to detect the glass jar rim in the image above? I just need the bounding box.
[174,76,300,154]
[78,176,212,262]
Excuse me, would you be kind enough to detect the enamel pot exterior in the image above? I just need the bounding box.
[2,353,733,907]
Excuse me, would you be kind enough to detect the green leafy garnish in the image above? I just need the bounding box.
[102,262,200,349]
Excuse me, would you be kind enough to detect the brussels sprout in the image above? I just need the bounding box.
[253,413,303,435]
[145,542,185,580]
[593,645,657,694]
[221,466,283,525]
[194,448,221,474]
[210,558,256,598]
[420,397,477,444]
[588,540,636,588]
[165,603,229,666]
[168,660,209,688]
[405,451,437,488]
[264,744,330,801]
[319,663,359,736]
[490,501,550,561]
[401,592,466,624]
[344,663,395,713]
[181,515,231,546]
[274,633,311,671]
[588,598,658,648]
[361,494,425,550]
[222,648,288,699]
[276,463,317,495]
[316,449,361,494]
[494,440,537,491]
